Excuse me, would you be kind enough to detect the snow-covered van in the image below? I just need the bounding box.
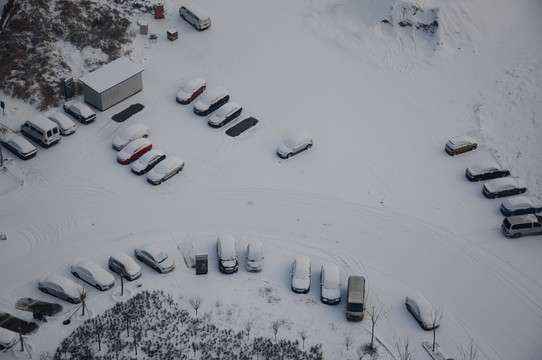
[21,114,61,147]
[346,276,365,321]
[179,5,211,31]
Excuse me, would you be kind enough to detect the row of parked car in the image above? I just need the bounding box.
[0,100,97,161]
[36,244,175,305]
[111,123,185,185]
[176,78,245,129]
[446,136,542,238]
[175,77,316,159]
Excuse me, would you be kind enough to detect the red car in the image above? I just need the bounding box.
[176,78,206,104]
[117,138,152,165]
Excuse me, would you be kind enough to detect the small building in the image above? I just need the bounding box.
[154,3,164,19]
[79,57,144,111]
[140,20,148,35]
[167,28,178,41]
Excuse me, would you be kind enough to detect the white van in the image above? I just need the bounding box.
[179,5,211,31]
[21,114,61,147]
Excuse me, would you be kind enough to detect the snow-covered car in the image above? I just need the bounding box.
[193,87,230,116]
[1,133,37,160]
[405,293,440,330]
[500,196,542,216]
[502,214,542,238]
[482,177,527,199]
[112,124,150,151]
[146,156,184,185]
[45,111,77,135]
[134,244,175,273]
[63,100,96,124]
[444,136,477,156]
[465,161,510,181]
[0,328,18,351]
[245,240,264,272]
[117,138,152,165]
[217,235,238,274]
[131,149,166,175]
[208,102,242,128]
[71,259,115,291]
[291,255,311,294]
[38,274,84,304]
[176,78,206,104]
[108,251,142,281]
[277,132,313,159]
[320,263,341,305]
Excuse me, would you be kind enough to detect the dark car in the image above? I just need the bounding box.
[193,87,229,116]
[1,133,37,160]
[131,149,166,175]
[465,161,510,181]
[208,102,243,128]
[500,196,542,216]
[482,177,527,199]
[63,100,96,124]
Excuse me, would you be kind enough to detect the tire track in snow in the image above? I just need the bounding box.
[204,186,542,321]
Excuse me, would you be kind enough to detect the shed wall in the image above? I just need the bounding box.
[83,73,143,111]
[83,86,103,111]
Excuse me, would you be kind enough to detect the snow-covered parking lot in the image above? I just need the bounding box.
[1,0,542,359]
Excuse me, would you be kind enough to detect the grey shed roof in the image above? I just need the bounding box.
[80,57,144,93]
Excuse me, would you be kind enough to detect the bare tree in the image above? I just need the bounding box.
[123,310,132,337]
[190,296,202,316]
[396,338,416,360]
[94,318,106,352]
[298,330,307,349]
[133,329,142,356]
[344,332,354,351]
[76,287,89,316]
[119,272,125,297]
[271,319,285,342]
[245,318,255,340]
[459,338,478,360]
[366,301,389,349]
[39,353,52,360]
[430,306,443,351]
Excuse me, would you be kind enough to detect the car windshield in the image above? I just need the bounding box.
[155,251,168,263]
[347,302,364,312]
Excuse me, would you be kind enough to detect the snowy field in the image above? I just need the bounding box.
[1,0,542,359]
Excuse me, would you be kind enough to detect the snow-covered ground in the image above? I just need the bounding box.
[1,0,541,359]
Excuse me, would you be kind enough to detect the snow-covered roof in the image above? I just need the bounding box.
[468,161,502,174]
[80,57,144,93]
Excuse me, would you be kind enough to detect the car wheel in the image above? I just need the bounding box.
[160,179,164,184]
[286,153,292,159]
[306,144,312,150]
[67,297,75,304]
[73,272,80,279]
[473,145,477,149]
[136,254,142,261]
[95,284,103,291]
[513,233,521,239]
